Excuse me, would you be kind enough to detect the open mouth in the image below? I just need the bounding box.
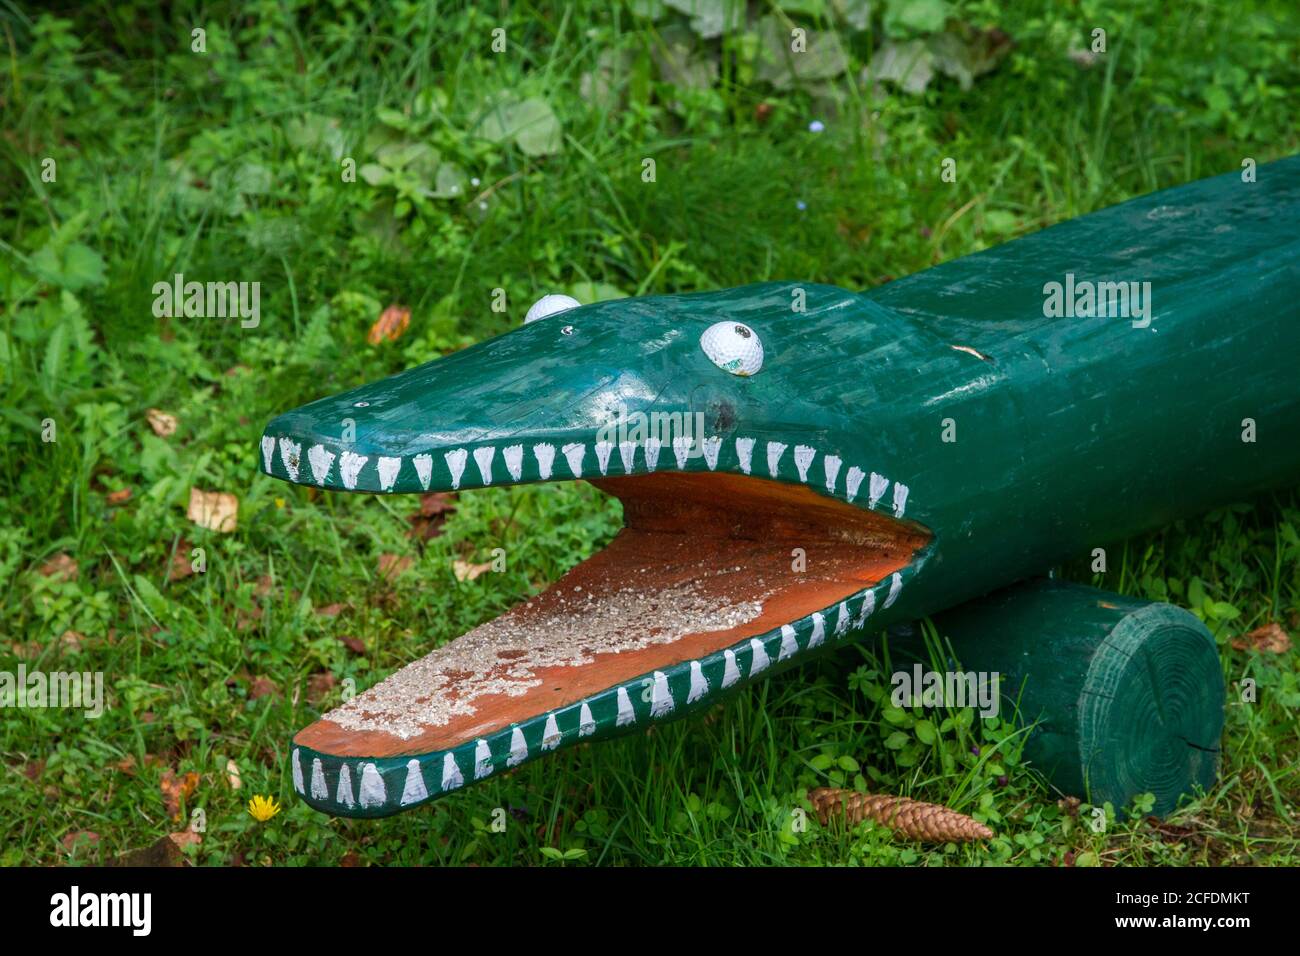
[269,426,931,817]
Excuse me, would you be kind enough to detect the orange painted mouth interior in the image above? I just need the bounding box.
[295,472,929,758]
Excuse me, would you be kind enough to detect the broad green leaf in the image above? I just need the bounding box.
[664,0,744,39]
[884,0,949,36]
[433,163,469,199]
[884,730,910,749]
[866,39,934,94]
[358,164,391,186]
[509,99,564,156]
[756,16,850,88]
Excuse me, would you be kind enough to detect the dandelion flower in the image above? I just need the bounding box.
[248,794,281,822]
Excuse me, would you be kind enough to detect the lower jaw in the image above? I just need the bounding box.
[291,471,929,817]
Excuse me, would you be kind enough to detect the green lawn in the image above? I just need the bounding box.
[1,0,1296,866]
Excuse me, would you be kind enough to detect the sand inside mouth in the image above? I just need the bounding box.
[296,471,928,756]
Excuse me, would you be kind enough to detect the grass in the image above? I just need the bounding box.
[1,0,1297,866]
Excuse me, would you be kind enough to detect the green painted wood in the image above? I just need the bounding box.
[261,158,1299,817]
[919,580,1224,817]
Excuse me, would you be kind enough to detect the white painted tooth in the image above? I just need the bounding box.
[856,590,876,628]
[308,444,336,485]
[845,466,865,502]
[310,758,328,799]
[892,482,910,518]
[736,437,755,475]
[766,441,787,478]
[643,436,662,471]
[618,440,637,473]
[562,442,585,478]
[533,443,556,480]
[686,661,709,704]
[507,726,528,767]
[399,758,428,806]
[336,763,355,808]
[868,472,889,509]
[260,435,275,472]
[291,748,304,794]
[473,446,496,485]
[503,444,524,481]
[794,445,815,482]
[595,440,614,475]
[835,602,851,637]
[359,762,386,809]
[377,456,402,491]
[474,738,493,779]
[441,752,464,791]
[884,572,903,608]
[339,451,368,489]
[650,671,674,718]
[702,435,722,470]
[412,454,433,490]
[616,687,636,726]
[749,638,771,675]
[541,712,562,750]
[444,448,468,489]
[824,455,842,494]
[672,434,693,469]
[578,701,596,736]
[809,613,826,649]
[722,649,741,688]
[778,625,799,662]
[278,437,302,481]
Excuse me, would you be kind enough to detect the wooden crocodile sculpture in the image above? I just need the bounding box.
[259,157,1300,818]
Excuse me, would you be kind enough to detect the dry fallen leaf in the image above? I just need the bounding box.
[419,492,458,516]
[314,601,349,618]
[146,408,179,438]
[306,671,336,704]
[368,303,411,345]
[453,559,494,582]
[111,833,192,867]
[337,634,366,655]
[249,676,279,700]
[187,488,238,533]
[1231,622,1292,654]
[38,553,79,582]
[160,769,200,821]
[167,538,195,582]
[59,630,85,653]
[378,553,413,580]
[169,830,201,850]
[409,491,459,542]
[62,831,101,852]
[226,758,242,790]
[235,605,263,631]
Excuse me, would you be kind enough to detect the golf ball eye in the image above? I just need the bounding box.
[525,293,581,324]
[700,321,763,376]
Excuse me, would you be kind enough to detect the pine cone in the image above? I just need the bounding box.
[808,787,993,843]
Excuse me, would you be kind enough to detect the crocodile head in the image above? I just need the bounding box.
[260,281,937,816]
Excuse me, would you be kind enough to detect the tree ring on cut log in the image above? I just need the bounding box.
[1077,601,1223,817]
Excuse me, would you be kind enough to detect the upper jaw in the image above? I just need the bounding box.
[260,403,916,524]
